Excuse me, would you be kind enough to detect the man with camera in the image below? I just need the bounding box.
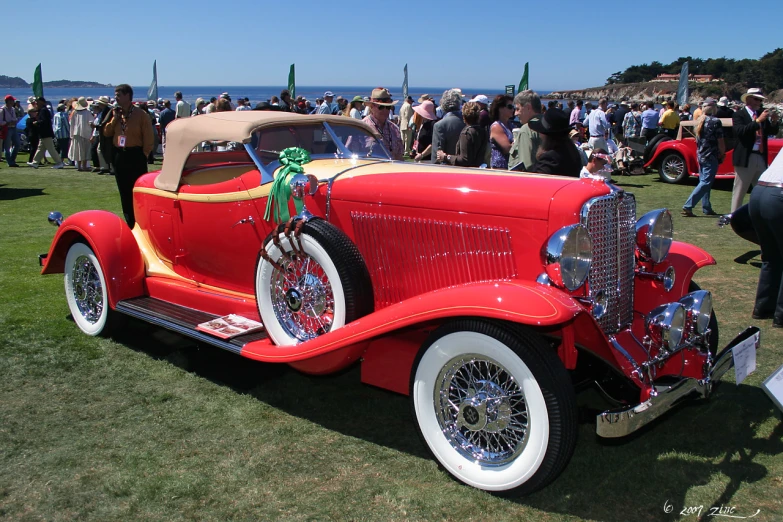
[103,84,154,228]
[731,88,780,212]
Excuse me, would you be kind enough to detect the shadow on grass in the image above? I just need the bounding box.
[111,318,783,521]
[0,187,46,201]
[734,250,762,266]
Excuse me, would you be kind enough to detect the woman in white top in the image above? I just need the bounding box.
[347,96,364,119]
[69,97,93,171]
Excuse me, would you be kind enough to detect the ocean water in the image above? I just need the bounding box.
[4,85,552,108]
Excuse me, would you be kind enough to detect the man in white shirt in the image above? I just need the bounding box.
[748,151,783,326]
[399,96,413,157]
[174,91,190,119]
[318,91,334,114]
[587,98,610,150]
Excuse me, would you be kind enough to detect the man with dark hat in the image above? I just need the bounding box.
[731,88,780,212]
[362,87,404,160]
[526,109,583,177]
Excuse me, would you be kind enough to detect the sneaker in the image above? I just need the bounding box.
[680,208,695,217]
[703,209,719,216]
[26,161,39,169]
[52,163,64,169]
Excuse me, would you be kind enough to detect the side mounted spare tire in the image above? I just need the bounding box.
[256,218,373,346]
[643,134,671,164]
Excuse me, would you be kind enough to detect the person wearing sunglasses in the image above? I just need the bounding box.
[489,94,514,169]
[362,87,404,161]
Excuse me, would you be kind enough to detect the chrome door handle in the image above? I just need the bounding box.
[231,216,255,228]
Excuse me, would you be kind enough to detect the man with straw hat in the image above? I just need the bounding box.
[731,88,780,212]
[362,87,403,161]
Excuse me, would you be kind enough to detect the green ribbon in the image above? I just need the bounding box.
[264,147,312,223]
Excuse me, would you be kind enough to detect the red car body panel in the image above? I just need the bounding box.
[40,210,145,308]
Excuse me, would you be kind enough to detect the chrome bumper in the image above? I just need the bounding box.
[596,326,760,438]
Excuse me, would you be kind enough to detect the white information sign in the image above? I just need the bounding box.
[762,364,783,413]
[732,331,759,385]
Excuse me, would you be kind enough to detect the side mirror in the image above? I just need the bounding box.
[289,173,319,198]
[48,211,64,227]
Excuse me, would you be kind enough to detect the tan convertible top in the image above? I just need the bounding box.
[155,111,377,191]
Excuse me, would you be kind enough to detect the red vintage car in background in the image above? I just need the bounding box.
[40,111,757,495]
[646,118,783,183]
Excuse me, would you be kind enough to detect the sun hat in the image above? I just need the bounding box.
[470,94,490,105]
[703,97,717,106]
[324,91,334,97]
[94,95,111,106]
[367,87,398,106]
[417,94,432,103]
[27,96,36,104]
[568,129,579,139]
[196,97,207,106]
[350,95,364,103]
[413,100,437,121]
[75,97,89,111]
[717,96,729,107]
[741,88,765,103]
[528,108,570,135]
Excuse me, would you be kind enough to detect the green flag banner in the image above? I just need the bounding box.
[32,63,44,98]
[288,64,296,100]
[518,62,529,93]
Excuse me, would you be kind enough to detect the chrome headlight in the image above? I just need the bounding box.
[645,303,685,351]
[636,209,673,263]
[679,290,713,335]
[544,224,592,291]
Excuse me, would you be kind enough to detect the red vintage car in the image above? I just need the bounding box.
[646,118,783,183]
[40,111,757,495]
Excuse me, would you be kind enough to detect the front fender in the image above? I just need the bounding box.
[241,280,583,362]
[645,141,698,174]
[41,210,145,308]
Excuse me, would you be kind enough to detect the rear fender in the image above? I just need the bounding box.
[645,141,698,174]
[241,280,583,363]
[41,210,145,308]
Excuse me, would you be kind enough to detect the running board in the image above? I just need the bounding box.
[114,297,268,355]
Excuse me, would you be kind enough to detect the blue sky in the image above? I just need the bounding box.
[7,0,783,91]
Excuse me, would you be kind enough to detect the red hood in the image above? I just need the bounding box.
[329,163,611,220]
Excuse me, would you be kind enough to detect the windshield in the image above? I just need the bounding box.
[249,122,391,167]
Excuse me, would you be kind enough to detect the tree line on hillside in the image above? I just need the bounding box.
[605,49,783,92]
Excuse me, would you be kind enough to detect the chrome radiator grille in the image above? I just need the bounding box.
[581,192,636,333]
[351,212,517,309]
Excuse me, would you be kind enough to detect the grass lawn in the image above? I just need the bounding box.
[1,160,782,522]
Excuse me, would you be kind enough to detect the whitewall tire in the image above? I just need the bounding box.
[64,242,111,336]
[411,320,577,495]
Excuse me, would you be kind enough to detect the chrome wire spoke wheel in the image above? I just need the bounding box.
[71,255,104,323]
[271,252,335,342]
[662,154,685,180]
[436,354,529,465]
[64,242,112,336]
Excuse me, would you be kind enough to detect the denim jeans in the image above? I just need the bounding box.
[3,127,20,165]
[683,158,718,213]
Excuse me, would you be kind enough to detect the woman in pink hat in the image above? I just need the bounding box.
[412,100,437,162]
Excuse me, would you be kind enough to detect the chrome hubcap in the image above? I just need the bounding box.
[663,156,684,179]
[71,255,103,323]
[436,354,528,466]
[271,249,334,341]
